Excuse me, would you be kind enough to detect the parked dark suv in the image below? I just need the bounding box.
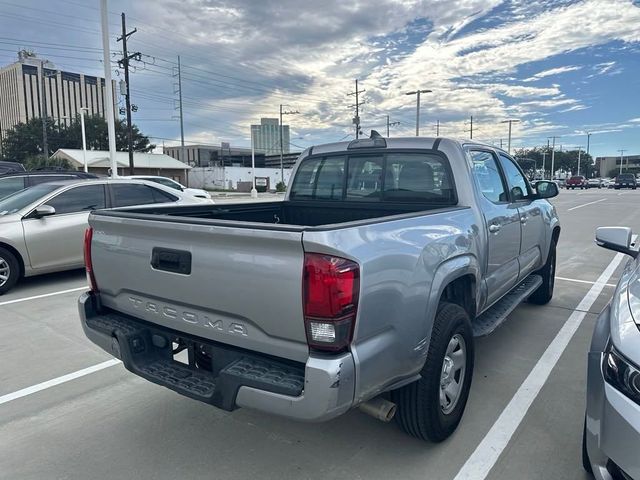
[614,173,637,189]
[0,171,98,199]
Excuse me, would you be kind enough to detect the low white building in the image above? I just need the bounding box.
[51,149,191,184]
[188,166,292,192]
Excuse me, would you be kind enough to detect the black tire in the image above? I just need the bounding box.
[392,302,474,442]
[529,240,556,305]
[0,247,20,295]
[582,419,593,474]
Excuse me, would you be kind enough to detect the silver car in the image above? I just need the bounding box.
[0,178,209,294]
[584,226,640,479]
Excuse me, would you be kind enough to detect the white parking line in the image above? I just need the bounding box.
[0,359,121,406]
[556,276,615,288]
[453,251,625,480]
[0,286,87,307]
[566,198,605,211]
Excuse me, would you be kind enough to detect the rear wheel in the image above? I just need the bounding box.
[529,241,556,305]
[392,302,474,442]
[0,247,20,295]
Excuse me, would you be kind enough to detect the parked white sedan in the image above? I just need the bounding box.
[121,175,213,201]
[0,178,209,294]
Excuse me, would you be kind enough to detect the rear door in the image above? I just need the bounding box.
[110,183,179,207]
[497,153,545,280]
[22,184,107,269]
[469,150,521,306]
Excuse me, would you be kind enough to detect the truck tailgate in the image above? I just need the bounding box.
[89,214,308,363]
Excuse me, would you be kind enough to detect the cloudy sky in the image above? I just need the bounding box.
[1,0,639,157]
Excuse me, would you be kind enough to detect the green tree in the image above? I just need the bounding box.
[514,147,594,178]
[1,115,155,164]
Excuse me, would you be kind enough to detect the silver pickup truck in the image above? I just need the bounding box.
[79,135,560,442]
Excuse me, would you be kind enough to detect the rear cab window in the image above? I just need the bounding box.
[290,151,456,205]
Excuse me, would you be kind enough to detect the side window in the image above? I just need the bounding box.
[112,183,172,207]
[0,177,26,199]
[45,185,106,214]
[498,154,530,201]
[149,187,178,203]
[346,157,383,201]
[469,151,508,204]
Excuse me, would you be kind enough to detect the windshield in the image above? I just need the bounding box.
[618,174,635,180]
[0,184,60,216]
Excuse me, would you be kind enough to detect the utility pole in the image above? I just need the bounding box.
[279,104,299,184]
[470,116,473,139]
[619,149,627,174]
[501,119,520,154]
[405,89,432,136]
[542,151,547,179]
[385,115,400,137]
[117,12,139,175]
[100,0,118,177]
[348,80,365,139]
[436,119,440,136]
[547,136,559,180]
[174,56,185,166]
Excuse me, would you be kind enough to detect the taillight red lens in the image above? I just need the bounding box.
[303,253,359,352]
[84,227,98,293]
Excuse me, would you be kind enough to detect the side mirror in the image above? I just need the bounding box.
[596,227,637,258]
[535,180,559,199]
[33,204,56,219]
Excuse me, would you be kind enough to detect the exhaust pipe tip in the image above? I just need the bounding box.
[358,397,397,423]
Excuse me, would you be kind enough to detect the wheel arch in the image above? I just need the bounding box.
[0,241,25,278]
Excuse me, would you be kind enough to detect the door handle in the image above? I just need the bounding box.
[489,224,501,233]
[520,215,528,224]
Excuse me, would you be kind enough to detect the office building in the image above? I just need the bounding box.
[164,143,266,168]
[251,118,290,155]
[0,51,117,149]
[596,154,640,177]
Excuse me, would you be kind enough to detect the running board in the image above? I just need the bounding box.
[472,275,543,337]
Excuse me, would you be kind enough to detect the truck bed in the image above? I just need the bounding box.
[98,200,460,229]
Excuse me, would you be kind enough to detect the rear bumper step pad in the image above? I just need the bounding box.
[85,312,304,410]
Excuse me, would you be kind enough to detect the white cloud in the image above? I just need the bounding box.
[522,65,583,82]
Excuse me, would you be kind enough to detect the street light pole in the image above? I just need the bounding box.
[405,89,432,136]
[541,151,547,179]
[80,107,89,172]
[575,146,583,176]
[250,126,257,198]
[548,136,559,180]
[619,149,627,175]
[100,0,118,177]
[501,119,520,154]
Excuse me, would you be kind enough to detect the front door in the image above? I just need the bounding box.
[497,153,545,279]
[22,184,107,270]
[469,150,522,307]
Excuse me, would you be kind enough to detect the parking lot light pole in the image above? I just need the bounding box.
[619,149,627,175]
[575,146,583,176]
[405,89,432,136]
[250,126,257,198]
[80,107,89,173]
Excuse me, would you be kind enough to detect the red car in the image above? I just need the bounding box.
[565,175,588,189]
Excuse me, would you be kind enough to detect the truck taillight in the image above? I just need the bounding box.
[84,227,98,293]
[303,253,359,352]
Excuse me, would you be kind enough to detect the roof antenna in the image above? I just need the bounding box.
[370,130,383,139]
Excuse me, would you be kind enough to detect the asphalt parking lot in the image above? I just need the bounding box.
[1,188,638,480]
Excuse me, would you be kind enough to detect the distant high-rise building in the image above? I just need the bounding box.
[0,51,116,150]
[251,117,290,156]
